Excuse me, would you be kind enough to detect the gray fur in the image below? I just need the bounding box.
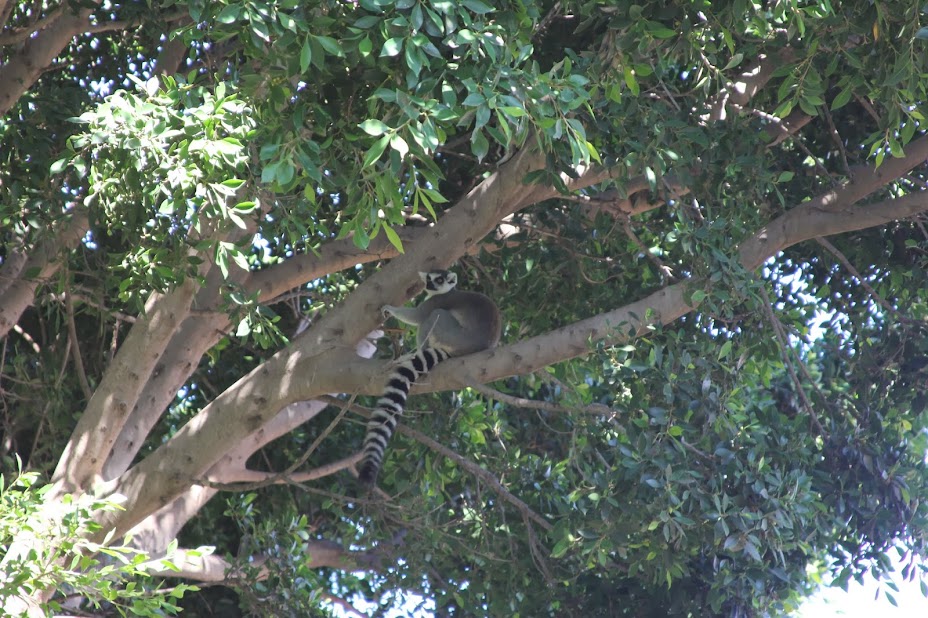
[358,271,501,486]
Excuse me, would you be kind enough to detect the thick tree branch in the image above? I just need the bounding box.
[126,336,378,555]
[706,50,794,122]
[0,6,65,46]
[101,233,259,479]
[738,190,928,271]
[0,0,14,33]
[0,5,97,116]
[53,279,199,493]
[409,192,928,394]
[145,540,382,581]
[242,228,418,303]
[95,129,928,544]
[0,211,89,339]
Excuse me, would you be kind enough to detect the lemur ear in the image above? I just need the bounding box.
[418,271,429,282]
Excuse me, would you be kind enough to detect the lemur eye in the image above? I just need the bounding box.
[435,276,445,283]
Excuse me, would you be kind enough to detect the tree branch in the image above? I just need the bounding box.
[0,5,97,116]
[705,49,795,122]
[815,236,910,322]
[52,279,199,493]
[144,540,383,581]
[125,334,379,555]
[468,382,613,417]
[64,288,92,400]
[0,211,89,339]
[0,6,65,46]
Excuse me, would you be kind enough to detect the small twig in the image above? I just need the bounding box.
[46,291,137,324]
[757,286,826,435]
[678,437,713,461]
[524,515,556,584]
[621,220,675,282]
[854,93,881,124]
[320,592,366,618]
[533,0,562,41]
[748,107,831,181]
[84,11,189,35]
[468,381,613,417]
[405,423,554,532]
[823,104,851,176]
[29,336,73,468]
[64,288,93,400]
[201,395,355,491]
[815,237,912,323]
[321,395,554,532]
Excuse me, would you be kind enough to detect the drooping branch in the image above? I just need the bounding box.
[815,236,909,321]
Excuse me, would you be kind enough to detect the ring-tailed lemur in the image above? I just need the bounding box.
[358,270,501,486]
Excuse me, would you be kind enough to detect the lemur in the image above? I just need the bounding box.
[358,270,501,486]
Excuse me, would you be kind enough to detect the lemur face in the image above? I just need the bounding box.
[420,270,458,294]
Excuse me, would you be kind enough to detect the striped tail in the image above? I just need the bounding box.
[358,346,449,486]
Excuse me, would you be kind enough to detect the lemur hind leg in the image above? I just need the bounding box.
[416,309,466,352]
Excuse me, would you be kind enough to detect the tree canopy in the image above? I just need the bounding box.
[3,0,928,615]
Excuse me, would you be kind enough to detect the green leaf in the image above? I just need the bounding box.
[499,106,526,117]
[722,53,744,71]
[381,37,404,57]
[889,138,906,158]
[718,340,732,359]
[314,35,343,57]
[551,536,571,558]
[623,66,639,96]
[251,19,270,42]
[383,224,404,254]
[390,133,409,158]
[471,129,489,162]
[362,134,390,167]
[300,39,312,73]
[353,223,370,249]
[50,158,70,174]
[215,5,241,24]
[359,119,389,136]
[462,0,494,14]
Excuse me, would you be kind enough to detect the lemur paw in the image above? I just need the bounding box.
[381,305,397,318]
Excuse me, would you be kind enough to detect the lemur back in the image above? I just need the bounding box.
[358,270,501,487]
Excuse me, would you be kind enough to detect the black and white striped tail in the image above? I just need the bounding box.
[358,346,449,486]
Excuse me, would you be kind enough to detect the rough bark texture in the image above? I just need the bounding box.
[0,212,88,338]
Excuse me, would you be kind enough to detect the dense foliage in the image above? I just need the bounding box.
[3,0,928,616]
